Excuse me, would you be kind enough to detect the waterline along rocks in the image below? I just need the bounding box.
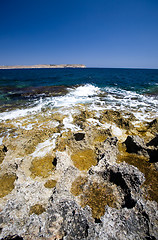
[0,81,158,239]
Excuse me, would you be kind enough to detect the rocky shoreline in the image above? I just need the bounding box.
[0,106,158,239]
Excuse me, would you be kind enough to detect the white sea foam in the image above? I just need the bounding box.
[0,84,157,122]
[0,100,46,121]
[0,84,100,121]
[63,114,81,131]
[71,84,100,97]
[91,86,158,121]
[53,84,100,108]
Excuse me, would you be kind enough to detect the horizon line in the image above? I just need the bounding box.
[0,64,157,70]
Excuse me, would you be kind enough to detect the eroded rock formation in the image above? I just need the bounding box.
[0,109,158,239]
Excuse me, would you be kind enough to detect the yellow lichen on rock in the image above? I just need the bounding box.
[44,179,57,188]
[51,112,66,122]
[100,110,133,130]
[71,149,97,171]
[71,177,116,219]
[55,131,71,151]
[29,204,46,215]
[73,109,93,128]
[0,173,17,198]
[94,135,107,143]
[5,127,56,157]
[80,182,116,218]
[71,175,88,196]
[30,154,55,178]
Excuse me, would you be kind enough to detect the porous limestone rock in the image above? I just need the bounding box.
[0,116,158,240]
[124,135,148,155]
[124,134,158,163]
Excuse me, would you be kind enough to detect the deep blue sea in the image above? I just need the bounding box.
[0,68,158,92]
[0,68,158,122]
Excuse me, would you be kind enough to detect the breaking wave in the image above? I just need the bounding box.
[0,84,158,122]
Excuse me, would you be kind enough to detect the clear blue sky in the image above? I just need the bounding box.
[0,0,158,68]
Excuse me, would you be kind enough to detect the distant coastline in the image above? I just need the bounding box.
[0,64,86,69]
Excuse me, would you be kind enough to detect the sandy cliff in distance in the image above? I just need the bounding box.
[0,64,86,69]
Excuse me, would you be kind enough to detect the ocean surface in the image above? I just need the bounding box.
[0,68,158,123]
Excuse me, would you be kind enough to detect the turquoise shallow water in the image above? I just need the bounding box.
[0,68,158,119]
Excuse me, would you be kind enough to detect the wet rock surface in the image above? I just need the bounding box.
[0,108,158,239]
